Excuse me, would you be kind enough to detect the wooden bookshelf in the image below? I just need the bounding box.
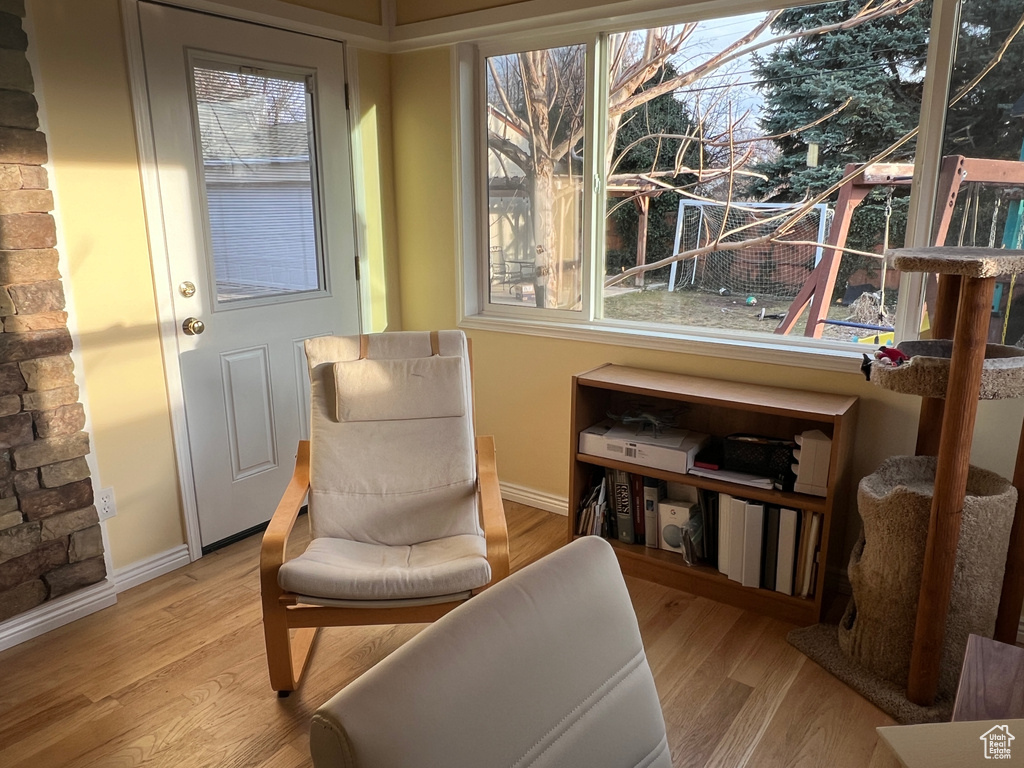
[568,364,858,625]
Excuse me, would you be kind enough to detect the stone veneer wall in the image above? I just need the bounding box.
[0,0,102,623]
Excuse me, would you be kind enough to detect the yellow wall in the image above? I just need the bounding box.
[29,0,184,569]
[355,49,402,331]
[390,47,1024,556]
[390,48,459,329]
[277,0,381,25]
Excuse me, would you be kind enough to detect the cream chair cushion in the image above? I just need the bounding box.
[278,533,489,601]
[302,331,481,547]
[333,356,466,422]
[310,536,671,768]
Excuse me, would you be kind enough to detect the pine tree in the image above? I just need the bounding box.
[749,0,931,203]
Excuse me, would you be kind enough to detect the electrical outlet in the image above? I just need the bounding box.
[97,487,116,520]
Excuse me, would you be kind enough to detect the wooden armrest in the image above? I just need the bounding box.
[476,435,510,589]
[260,441,311,600]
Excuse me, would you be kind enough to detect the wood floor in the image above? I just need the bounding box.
[0,502,901,767]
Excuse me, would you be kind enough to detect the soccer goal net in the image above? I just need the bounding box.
[669,200,833,299]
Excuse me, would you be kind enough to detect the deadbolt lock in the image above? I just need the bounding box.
[182,317,205,336]
[179,281,196,298]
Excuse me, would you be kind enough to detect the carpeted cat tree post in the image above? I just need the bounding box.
[790,247,1024,723]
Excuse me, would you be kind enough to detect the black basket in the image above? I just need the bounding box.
[723,434,797,490]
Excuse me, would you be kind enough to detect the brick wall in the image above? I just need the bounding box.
[0,0,102,623]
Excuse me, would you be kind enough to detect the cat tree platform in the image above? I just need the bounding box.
[891,247,1024,278]
[870,340,1024,400]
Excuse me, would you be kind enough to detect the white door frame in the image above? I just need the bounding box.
[121,0,371,560]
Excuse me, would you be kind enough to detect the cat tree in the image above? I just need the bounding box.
[866,247,1024,706]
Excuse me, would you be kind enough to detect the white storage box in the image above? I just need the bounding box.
[579,420,709,474]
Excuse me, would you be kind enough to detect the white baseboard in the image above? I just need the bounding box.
[112,544,191,593]
[0,578,117,653]
[0,544,192,653]
[499,481,568,516]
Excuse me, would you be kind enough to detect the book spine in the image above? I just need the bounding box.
[604,469,618,540]
[741,502,764,588]
[630,473,645,541]
[642,477,663,548]
[613,470,634,544]
[717,492,731,575]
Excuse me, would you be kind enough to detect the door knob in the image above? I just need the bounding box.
[182,317,205,336]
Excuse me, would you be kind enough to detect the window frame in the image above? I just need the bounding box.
[455,0,963,371]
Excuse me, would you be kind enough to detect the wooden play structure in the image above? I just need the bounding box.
[777,155,1024,338]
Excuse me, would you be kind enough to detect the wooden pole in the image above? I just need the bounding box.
[907,276,995,706]
[635,196,650,289]
[995,422,1024,643]
[916,274,963,456]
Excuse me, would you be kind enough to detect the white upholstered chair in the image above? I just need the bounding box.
[310,535,671,768]
[260,330,509,694]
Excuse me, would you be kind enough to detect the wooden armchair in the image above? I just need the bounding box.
[259,331,509,694]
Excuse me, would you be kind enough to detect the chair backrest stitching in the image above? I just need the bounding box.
[510,649,645,768]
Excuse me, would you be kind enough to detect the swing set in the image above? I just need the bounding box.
[777,155,1024,340]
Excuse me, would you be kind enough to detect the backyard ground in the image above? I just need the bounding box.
[490,279,893,344]
[602,286,889,343]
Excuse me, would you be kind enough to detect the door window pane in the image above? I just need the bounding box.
[192,62,324,303]
[485,45,586,310]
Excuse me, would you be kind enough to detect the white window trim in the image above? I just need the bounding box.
[455,0,963,373]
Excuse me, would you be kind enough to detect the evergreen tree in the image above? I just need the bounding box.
[750,0,931,203]
[943,0,1024,161]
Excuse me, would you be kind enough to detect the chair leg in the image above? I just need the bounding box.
[264,603,318,693]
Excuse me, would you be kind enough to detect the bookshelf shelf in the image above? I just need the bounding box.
[568,364,858,625]
[574,453,830,514]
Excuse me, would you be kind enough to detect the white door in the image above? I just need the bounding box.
[139,3,360,550]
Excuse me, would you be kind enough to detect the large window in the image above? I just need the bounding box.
[485,44,587,310]
[470,0,1024,354]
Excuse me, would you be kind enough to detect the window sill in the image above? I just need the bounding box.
[459,312,869,375]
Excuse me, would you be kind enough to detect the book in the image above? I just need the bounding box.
[699,488,719,569]
[576,480,599,536]
[603,469,618,540]
[800,513,822,598]
[727,496,746,583]
[630,473,645,541]
[642,476,666,548]
[717,492,732,575]
[775,507,800,596]
[611,469,635,544]
[742,501,765,588]
[794,509,811,595]
[761,505,780,591]
[687,466,775,490]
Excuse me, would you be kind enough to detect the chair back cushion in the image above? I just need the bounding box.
[304,331,480,545]
[310,536,671,768]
